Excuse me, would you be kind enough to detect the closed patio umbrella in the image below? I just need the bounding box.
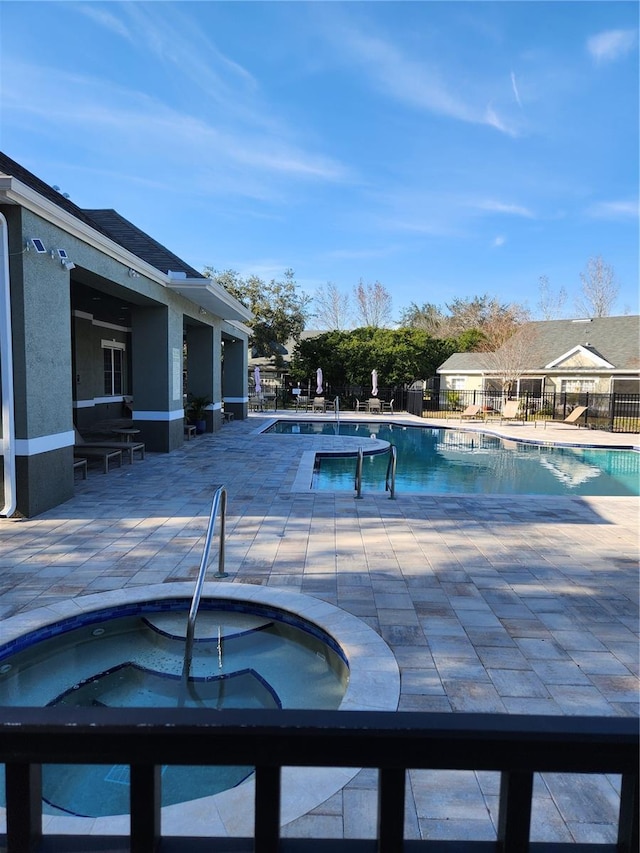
[371,369,378,397]
[316,367,323,395]
[254,366,262,395]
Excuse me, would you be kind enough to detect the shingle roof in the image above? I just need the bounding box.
[0,152,203,278]
[85,209,204,278]
[439,316,640,372]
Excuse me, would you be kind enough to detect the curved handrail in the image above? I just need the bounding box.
[385,445,397,499]
[354,446,363,499]
[184,485,228,672]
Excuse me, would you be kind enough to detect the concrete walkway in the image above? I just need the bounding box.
[0,411,638,843]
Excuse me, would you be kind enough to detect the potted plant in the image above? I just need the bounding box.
[186,395,211,434]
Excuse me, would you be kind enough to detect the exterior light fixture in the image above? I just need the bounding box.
[26,238,47,253]
[128,268,140,278]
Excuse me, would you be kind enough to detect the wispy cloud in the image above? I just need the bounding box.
[586,200,639,220]
[321,15,519,135]
[74,5,134,42]
[587,29,637,64]
[492,235,506,248]
[472,199,535,218]
[0,61,349,201]
[510,71,522,108]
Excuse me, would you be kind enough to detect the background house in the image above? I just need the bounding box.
[0,152,252,517]
[438,316,640,404]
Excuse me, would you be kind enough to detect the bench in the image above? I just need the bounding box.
[73,458,88,480]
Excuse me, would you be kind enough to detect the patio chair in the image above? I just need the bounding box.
[488,400,524,424]
[383,399,394,415]
[458,404,482,421]
[559,405,588,427]
[312,397,326,412]
[74,428,144,466]
[367,398,382,414]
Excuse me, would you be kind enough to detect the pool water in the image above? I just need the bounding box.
[267,422,640,496]
[0,605,348,817]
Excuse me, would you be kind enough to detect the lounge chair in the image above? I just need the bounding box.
[559,405,588,427]
[74,428,144,465]
[458,404,482,421]
[492,400,524,424]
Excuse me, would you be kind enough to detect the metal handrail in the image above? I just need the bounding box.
[184,485,228,673]
[335,395,340,426]
[354,446,363,499]
[385,445,397,499]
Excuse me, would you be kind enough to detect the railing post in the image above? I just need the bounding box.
[618,771,639,853]
[5,762,42,853]
[255,764,281,853]
[609,392,617,433]
[378,767,405,852]
[497,770,533,852]
[130,763,161,853]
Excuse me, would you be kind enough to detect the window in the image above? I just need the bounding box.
[102,340,125,396]
[519,378,543,396]
[450,377,465,390]
[560,379,596,395]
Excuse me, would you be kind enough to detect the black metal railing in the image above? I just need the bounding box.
[407,390,640,433]
[1,708,637,852]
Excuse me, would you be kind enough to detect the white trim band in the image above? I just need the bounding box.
[132,410,186,422]
[13,431,75,456]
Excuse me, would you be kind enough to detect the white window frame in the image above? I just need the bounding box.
[560,378,597,395]
[450,377,466,390]
[101,339,126,397]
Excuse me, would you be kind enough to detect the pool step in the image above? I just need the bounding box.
[143,610,273,642]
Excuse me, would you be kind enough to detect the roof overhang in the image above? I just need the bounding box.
[166,276,252,323]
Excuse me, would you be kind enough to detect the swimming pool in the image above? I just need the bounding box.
[265,421,640,496]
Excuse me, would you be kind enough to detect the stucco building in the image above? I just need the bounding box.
[0,153,252,518]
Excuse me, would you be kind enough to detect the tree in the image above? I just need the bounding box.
[398,302,445,336]
[483,323,539,400]
[353,279,393,328]
[575,256,619,317]
[290,327,457,388]
[312,281,352,330]
[204,267,311,364]
[537,275,567,320]
[445,295,529,351]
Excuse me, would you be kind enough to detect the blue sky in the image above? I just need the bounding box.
[1,1,638,320]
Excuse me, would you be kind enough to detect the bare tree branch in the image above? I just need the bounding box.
[353,279,393,328]
[312,282,352,330]
[575,256,619,317]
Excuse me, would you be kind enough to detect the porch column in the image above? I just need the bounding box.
[130,304,184,452]
[185,323,222,432]
[222,337,248,420]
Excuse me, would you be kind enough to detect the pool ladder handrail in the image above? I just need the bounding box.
[184,485,228,672]
[354,446,363,499]
[385,444,397,499]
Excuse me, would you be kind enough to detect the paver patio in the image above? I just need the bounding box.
[0,411,638,842]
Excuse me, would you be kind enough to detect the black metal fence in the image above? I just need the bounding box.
[1,707,637,853]
[407,389,640,433]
